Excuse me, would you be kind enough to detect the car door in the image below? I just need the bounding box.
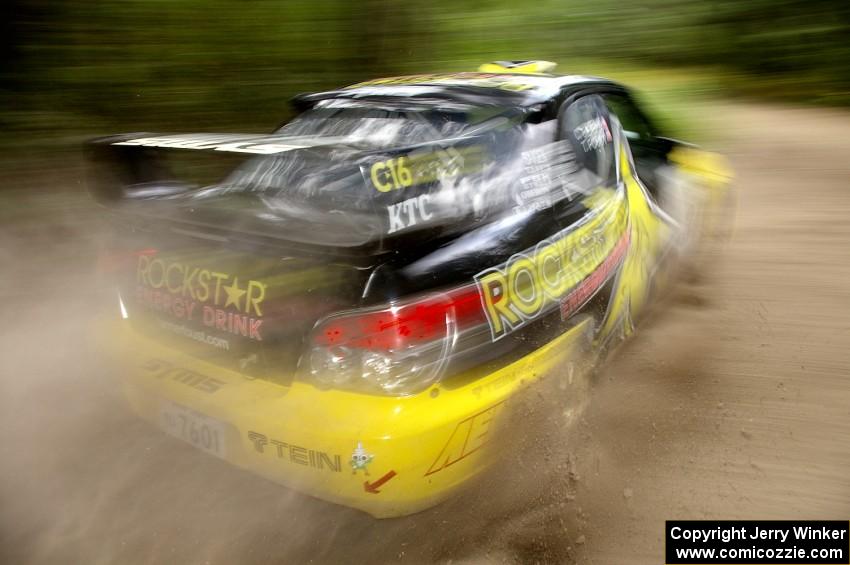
[555,92,676,344]
[544,94,633,330]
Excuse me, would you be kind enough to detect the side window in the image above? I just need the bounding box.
[558,94,616,189]
[603,94,655,142]
[604,93,665,196]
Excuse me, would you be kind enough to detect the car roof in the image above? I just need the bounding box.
[293,72,620,111]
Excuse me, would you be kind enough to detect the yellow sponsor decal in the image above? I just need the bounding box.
[369,146,485,193]
[426,401,505,475]
[475,190,628,340]
[135,256,267,341]
[136,256,266,316]
[369,145,484,192]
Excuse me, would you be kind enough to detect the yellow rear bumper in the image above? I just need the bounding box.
[111,317,592,518]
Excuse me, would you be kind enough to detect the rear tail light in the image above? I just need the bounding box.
[300,285,488,395]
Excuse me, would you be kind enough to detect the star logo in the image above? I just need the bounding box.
[223,277,247,310]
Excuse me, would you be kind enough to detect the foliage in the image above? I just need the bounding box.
[1,0,847,169]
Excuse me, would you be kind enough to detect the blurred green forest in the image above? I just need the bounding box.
[2,0,848,174]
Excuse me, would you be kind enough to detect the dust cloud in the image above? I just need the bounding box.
[2,103,849,564]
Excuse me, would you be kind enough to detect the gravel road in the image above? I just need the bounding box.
[1,103,848,564]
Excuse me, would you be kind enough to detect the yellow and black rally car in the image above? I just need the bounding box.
[87,61,730,517]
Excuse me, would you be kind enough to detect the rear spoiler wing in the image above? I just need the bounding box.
[84,132,336,204]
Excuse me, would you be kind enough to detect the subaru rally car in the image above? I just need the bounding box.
[87,61,730,517]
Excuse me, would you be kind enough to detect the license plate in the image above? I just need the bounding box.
[159,401,227,459]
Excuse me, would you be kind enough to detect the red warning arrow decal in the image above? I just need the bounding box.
[364,470,397,494]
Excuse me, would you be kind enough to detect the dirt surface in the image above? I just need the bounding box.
[566,103,850,563]
[1,103,849,564]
